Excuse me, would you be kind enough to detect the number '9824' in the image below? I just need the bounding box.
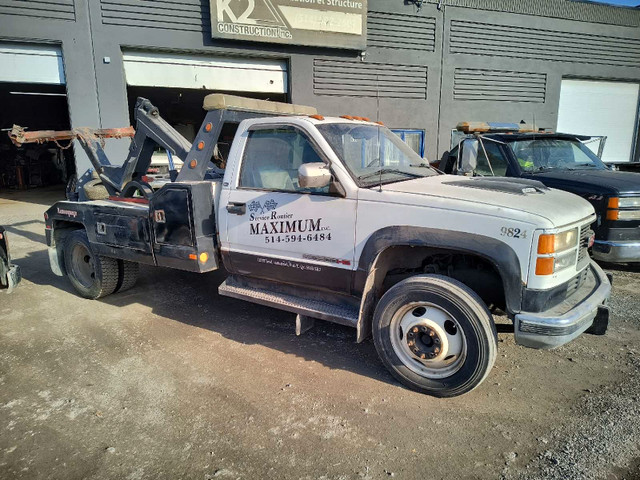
[500,227,527,239]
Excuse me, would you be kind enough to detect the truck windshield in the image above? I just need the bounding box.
[509,138,607,172]
[317,123,437,187]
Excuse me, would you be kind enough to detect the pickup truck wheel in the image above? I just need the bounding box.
[115,260,139,293]
[373,275,497,397]
[64,230,119,299]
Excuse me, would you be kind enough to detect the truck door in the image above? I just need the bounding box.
[222,124,357,294]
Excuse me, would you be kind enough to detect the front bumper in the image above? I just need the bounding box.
[592,240,640,263]
[514,261,611,349]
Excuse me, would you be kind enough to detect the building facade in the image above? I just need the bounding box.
[0,0,639,184]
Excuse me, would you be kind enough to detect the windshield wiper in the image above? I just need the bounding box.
[530,166,556,173]
[357,168,422,181]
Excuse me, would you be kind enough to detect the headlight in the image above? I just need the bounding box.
[537,228,578,254]
[607,197,640,220]
[616,197,640,208]
[535,228,579,276]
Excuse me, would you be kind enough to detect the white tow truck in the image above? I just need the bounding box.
[11,95,611,397]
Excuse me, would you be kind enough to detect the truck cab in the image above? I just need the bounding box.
[442,122,640,264]
[26,96,611,397]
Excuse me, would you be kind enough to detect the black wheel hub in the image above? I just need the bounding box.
[406,325,442,360]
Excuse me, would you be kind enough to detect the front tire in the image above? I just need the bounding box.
[64,230,119,299]
[373,274,497,397]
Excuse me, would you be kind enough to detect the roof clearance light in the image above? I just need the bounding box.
[456,122,540,134]
[309,114,325,121]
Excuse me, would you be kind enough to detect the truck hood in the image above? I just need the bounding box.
[522,169,640,196]
[380,175,595,228]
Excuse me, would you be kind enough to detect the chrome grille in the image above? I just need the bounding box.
[577,224,592,266]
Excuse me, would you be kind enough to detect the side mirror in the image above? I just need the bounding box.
[298,162,331,188]
[459,138,478,176]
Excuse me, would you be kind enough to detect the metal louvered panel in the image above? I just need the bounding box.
[368,12,436,52]
[450,20,640,68]
[0,0,75,21]
[313,59,427,99]
[430,0,640,27]
[453,68,546,103]
[100,0,209,32]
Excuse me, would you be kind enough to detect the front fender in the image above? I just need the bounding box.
[354,226,524,341]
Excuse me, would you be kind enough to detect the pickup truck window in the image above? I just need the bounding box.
[477,142,509,176]
[239,126,329,193]
[510,138,607,172]
[317,123,436,187]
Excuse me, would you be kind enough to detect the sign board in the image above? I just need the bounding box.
[210,0,367,50]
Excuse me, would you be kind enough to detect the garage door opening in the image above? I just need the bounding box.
[557,79,640,164]
[0,44,73,197]
[123,51,289,177]
[0,82,74,194]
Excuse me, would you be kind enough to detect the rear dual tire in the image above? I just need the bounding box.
[373,274,497,398]
[64,230,138,299]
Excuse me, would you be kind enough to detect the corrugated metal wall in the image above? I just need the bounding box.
[0,0,75,21]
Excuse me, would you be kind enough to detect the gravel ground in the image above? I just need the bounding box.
[506,266,640,480]
[2,187,640,480]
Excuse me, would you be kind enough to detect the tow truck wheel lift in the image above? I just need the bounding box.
[8,95,318,297]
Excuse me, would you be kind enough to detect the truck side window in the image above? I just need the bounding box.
[239,127,329,193]
[476,142,509,176]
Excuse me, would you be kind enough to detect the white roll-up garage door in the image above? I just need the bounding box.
[0,43,65,84]
[122,51,287,94]
[557,79,639,163]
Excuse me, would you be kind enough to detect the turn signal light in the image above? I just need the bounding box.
[606,209,619,221]
[537,234,555,254]
[188,254,197,260]
[608,197,619,209]
[535,257,555,276]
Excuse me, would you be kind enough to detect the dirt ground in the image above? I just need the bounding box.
[1,187,639,480]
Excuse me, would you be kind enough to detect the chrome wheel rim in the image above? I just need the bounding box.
[390,302,467,379]
[71,243,96,288]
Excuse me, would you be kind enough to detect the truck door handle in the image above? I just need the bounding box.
[226,202,246,215]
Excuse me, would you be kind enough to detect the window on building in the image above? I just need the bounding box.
[391,129,425,157]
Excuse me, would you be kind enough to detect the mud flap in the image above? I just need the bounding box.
[586,305,609,336]
[6,264,21,293]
